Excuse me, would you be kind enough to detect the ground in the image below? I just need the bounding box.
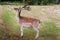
[0,5,60,40]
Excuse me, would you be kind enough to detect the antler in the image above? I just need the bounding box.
[22,5,31,11]
[22,5,28,8]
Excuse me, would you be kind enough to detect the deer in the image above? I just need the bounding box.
[8,5,41,39]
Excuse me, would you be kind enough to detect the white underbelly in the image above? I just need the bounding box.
[22,23,32,28]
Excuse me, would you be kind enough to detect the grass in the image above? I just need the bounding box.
[0,5,60,40]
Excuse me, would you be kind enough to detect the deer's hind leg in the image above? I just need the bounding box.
[33,23,40,39]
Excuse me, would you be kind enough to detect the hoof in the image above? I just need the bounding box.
[21,36,23,38]
[35,38,38,40]
[35,39,38,40]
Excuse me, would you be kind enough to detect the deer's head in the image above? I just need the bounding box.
[14,7,24,14]
[8,5,31,14]
[14,7,21,11]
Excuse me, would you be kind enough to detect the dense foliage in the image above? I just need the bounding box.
[1,0,60,5]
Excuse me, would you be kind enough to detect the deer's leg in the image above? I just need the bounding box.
[36,29,39,39]
[21,26,24,38]
[35,28,39,39]
[33,25,39,39]
[33,22,40,39]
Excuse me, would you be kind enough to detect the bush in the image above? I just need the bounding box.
[1,0,59,5]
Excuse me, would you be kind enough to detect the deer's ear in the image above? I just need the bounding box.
[14,8,18,10]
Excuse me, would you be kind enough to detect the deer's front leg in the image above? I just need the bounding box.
[21,26,24,38]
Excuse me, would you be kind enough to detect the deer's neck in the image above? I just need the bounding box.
[16,10,21,22]
[16,10,21,17]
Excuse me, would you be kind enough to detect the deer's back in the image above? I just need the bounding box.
[19,16,40,23]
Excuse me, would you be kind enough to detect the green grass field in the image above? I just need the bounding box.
[0,5,60,40]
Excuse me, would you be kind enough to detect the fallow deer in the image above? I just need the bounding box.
[8,5,41,39]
